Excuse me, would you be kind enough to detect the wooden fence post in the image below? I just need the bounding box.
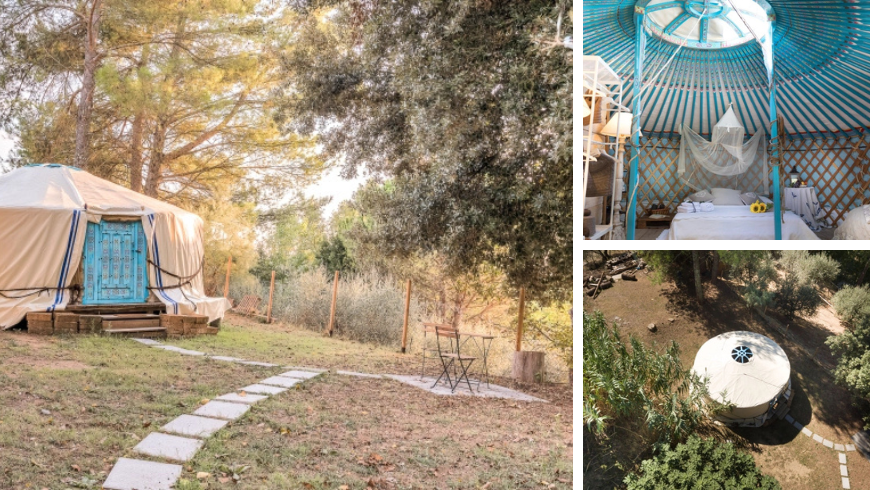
[515,286,526,352]
[267,270,275,324]
[327,270,340,336]
[401,279,412,353]
[223,255,232,299]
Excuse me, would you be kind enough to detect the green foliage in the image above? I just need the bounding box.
[827,290,870,427]
[779,250,840,287]
[583,311,721,447]
[278,1,573,299]
[525,301,572,372]
[195,187,259,295]
[315,235,356,276]
[824,251,870,286]
[624,435,780,490]
[773,274,820,319]
[251,196,328,282]
[832,286,870,327]
[719,251,776,311]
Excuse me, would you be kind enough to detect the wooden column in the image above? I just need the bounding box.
[515,287,526,352]
[401,279,412,353]
[327,270,339,336]
[266,270,275,324]
[223,255,232,299]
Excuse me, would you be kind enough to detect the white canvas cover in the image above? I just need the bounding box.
[678,107,769,195]
[0,164,231,328]
[692,331,790,419]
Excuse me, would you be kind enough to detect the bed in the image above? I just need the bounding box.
[664,205,820,240]
[833,205,870,240]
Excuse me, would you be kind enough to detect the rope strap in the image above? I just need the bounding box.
[0,285,81,300]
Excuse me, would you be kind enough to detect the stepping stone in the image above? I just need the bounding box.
[836,444,846,451]
[259,376,303,388]
[161,415,228,438]
[133,433,203,462]
[103,458,181,490]
[843,477,851,489]
[154,345,205,356]
[284,366,327,373]
[785,414,794,423]
[802,427,813,437]
[814,434,824,443]
[193,401,250,420]
[840,453,847,464]
[278,370,321,380]
[337,370,383,379]
[825,439,835,448]
[794,421,804,430]
[215,392,268,405]
[132,338,162,346]
[238,360,278,367]
[846,444,856,452]
[209,355,244,362]
[239,384,287,395]
[841,465,848,477]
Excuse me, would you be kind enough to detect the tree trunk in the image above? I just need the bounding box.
[512,351,545,383]
[144,121,166,197]
[711,251,720,282]
[129,45,150,192]
[73,0,103,170]
[693,251,703,301]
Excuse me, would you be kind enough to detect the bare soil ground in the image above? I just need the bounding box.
[584,271,869,490]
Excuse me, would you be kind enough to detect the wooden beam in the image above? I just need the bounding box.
[223,255,232,299]
[327,270,339,336]
[401,279,412,353]
[266,270,275,324]
[515,287,526,352]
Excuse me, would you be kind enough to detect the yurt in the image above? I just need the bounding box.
[582,0,870,240]
[692,331,792,427]
[0,164,231,330]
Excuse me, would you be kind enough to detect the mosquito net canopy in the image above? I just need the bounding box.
[678,106,769,195]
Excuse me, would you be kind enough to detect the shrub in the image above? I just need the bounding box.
[624,435,780,490]
[779,250,840,287]
[774,274,821,319]
[827,312,870,427]
[832,285,870,327]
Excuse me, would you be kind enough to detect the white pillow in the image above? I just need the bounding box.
[740,192,758,205]
[688,190,713,202]
[711,188,743,206]
[759,196,773,204]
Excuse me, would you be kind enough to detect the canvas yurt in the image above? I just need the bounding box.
[692,331,792,427]
[582,0,870,240]
[0,164,231,335]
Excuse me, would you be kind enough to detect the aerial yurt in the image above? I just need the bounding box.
[0,164,231,329]
[582,0,870,240]
[692,331,792,427]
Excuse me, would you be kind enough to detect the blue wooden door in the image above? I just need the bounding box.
[82,220,149,304]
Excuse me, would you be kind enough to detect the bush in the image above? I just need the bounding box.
[624,435,780,490]
[826,312,870,427]
[779,250,840,287]
[774,274,821,319]
[832,285,870,327]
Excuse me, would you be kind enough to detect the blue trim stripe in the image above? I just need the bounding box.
[147,214,179,314]
[50,210,81,311]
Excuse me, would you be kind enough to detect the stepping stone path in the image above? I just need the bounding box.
[112,337,548,489]
[779,411,856,489]
[105,340,326,490]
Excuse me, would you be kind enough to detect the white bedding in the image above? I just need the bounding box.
[666,205,820,240]
[833,205,870,240]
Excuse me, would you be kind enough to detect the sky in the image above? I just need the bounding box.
[0,131,364,218]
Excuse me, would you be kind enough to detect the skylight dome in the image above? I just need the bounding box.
[645,0,774,49]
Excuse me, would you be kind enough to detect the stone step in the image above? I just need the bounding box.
[103,318,162,329]
[104,326,167,338]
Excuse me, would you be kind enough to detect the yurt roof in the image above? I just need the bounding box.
[691,331,790,408]
[0,164,197,220]
[583,0,870,139]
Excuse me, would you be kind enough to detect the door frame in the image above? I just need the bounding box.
[81,218,150,305]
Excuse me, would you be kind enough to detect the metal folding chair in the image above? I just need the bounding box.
[419,322,447,380]
[432,325,478,393]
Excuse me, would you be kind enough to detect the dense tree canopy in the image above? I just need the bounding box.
[277,0,573,299]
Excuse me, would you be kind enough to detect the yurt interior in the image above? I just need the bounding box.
[582,0,870,240]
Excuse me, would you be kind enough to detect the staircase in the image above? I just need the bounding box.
[99,314,166,338]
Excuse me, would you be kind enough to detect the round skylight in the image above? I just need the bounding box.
[644,0,774,50]
[731,345,753,363]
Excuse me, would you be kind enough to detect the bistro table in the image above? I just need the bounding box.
[783,186,824,232]
[457,331,495,390]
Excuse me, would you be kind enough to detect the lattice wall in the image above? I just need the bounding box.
[622,136,870,226]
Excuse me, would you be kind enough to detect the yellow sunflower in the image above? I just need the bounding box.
[750,202,762,213]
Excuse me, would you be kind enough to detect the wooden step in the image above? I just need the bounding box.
[64,303,166,315]
[103,327,167,338]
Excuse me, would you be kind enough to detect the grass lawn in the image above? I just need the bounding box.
[584,272,870,490]
[0,315,572,489]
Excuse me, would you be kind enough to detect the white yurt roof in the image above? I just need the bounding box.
[0,163,197,219]
[692,331,790,409]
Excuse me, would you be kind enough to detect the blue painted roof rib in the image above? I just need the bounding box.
[584,0,870,138]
